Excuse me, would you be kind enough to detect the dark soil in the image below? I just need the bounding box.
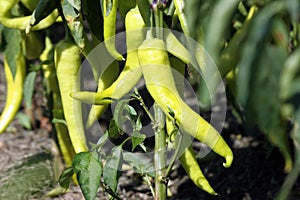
[1,57,300,200]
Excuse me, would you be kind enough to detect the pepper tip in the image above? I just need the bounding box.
[223,154,233,168]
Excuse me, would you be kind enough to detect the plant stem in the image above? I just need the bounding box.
[154,103,167,200]
[134,89,155,122]
[154,9,163,39]
[144,174,155,197]
[99,181,122,200]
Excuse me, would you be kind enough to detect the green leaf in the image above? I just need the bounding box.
[123,152,155,177]
[242,44,292,172]
[92,131,109,151]
[205,0,239,58]
[73,152,102,200]
[118,0,136,20]
[220,10,252,76]
[113,99,131,132]
[3,28,22,78]
[66,0,81,11]
[108,119,121,139]
[103,146,123,192]
[134,116,142,131]
[286,0,300,21]
[61,0,85,48]
[237,0,293,105]
[125,104,137,116]
[16,112,32,130]
[131,116,146,151]
[184,0,215,41]
[23,71,37,108]
[271,17,289,50]
[235,1,300,172]
[97,131,109,146]
[194,0,239,109]
[132,130,146,151]
[29,0,59,26]
[82,0,104,41]
[137,0,151,27]
[280,47,300,100]
[59,166,74,189]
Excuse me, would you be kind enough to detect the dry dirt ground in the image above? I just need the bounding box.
[1,59,300,200]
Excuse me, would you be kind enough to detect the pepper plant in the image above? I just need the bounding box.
[0,0,299,199]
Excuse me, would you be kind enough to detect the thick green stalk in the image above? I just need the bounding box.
[154,103,167,200]
[152,7,167,200]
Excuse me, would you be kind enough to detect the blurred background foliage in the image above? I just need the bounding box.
[181,0,299,198]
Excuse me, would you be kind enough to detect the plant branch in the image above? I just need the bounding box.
[144,174,155,197]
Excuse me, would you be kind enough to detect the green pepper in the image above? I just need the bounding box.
[0,0,59,31]
[221,5,258,77]
[0,52,25,133]
[23,31,45,60]
[138,38,233,167]
[165,57,217,195]
[71,7,146,105]
[20,0,40,12]
[85,61,119,128]
[180,146,217,195]
[41,36,76,168]
[103,0,124,61]
[54,39,88,153]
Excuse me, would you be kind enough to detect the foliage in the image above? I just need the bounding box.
[0,0,300,199]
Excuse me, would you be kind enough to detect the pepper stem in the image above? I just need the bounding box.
[154,10,163,39]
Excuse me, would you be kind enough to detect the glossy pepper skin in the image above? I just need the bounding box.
[23,31,45,60]
[138,38,233,168]
[165,57,217,195]
[180,146,217,195]
[71,7,146,105]
[40,37,76,168]
[0,54,25,133]
[85,61,119,129]
[54,39,88,153]
[103,0,124,61]
[20,0,40,12]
